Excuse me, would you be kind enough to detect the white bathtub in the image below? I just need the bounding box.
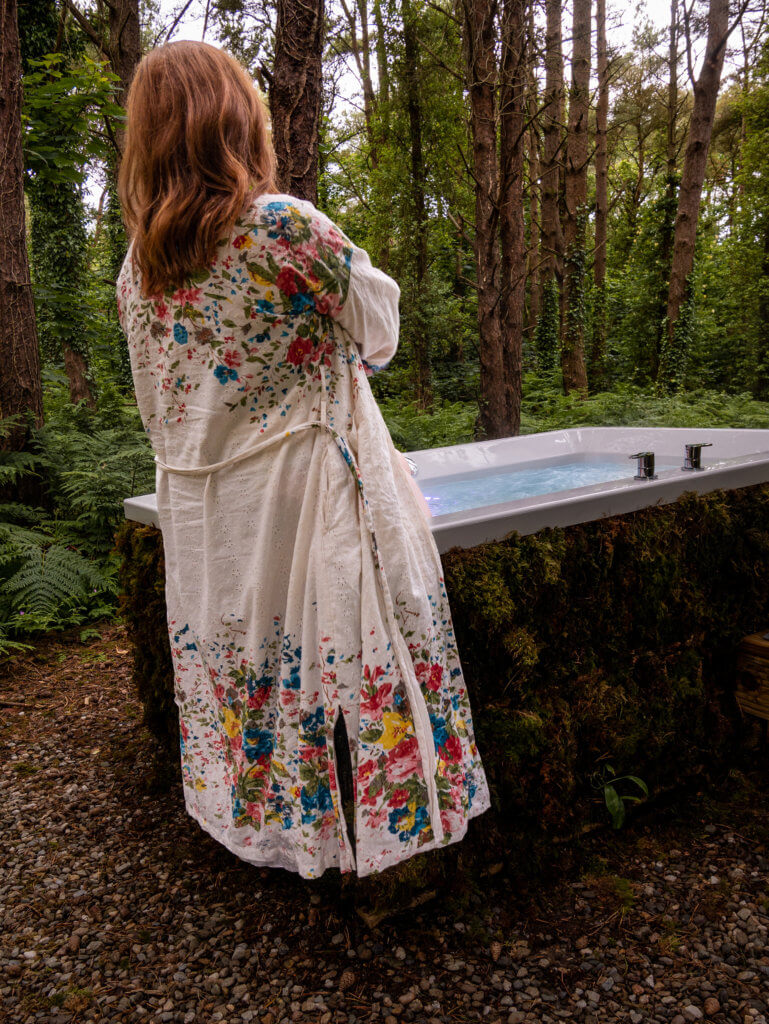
[123,426,769,553]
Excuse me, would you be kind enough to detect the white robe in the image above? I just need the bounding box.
[117,192,490,878]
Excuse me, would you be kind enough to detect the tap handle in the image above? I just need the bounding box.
[683,441,713,470]
[629,451,656,479]
[685,442,713,452]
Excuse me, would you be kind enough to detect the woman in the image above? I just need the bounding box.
[117,40,489,878]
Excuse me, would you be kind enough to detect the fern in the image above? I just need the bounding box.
[0,391,151,641]
[3,543,110,615]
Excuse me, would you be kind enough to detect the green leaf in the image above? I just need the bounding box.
[604,785,625,829]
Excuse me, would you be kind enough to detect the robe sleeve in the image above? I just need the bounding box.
[335,243,401,372]
[305,204,401,372]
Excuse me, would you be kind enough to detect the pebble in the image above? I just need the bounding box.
[3,628,769,1024]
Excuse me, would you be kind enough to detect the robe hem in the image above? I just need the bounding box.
[181,782,491,880]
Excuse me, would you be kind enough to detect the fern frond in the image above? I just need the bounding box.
[4,544,112,615]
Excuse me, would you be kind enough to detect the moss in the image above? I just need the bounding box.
[116,481,769,884]
[114,522,176,753]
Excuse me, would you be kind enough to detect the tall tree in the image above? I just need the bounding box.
[525,3,540,340]
[20,0,95,407]
[540,0,563,283]
[499,0,527,434]
[62,0,139,153]
[340,0,378,166]
[63,0,140,386]
[662,0,737,383]
[271,0,325,202]
[0,0,43,448]
[590,0,608,388]
[560,0,590,393]
[402,0,433,408]
[653,0,681,382]
[461,0,507,437]
[108,0,140,121]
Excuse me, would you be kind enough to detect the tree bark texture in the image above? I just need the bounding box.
[271,0,325,203]
[108,0,140,108]
[341,0,378,167]
[540,0,564,288]
[0,0,43,448]
[108,0,140,157]
[372,0,391,269]
[403,0,433,409]
[561,0,590,394]
[525,3,540,339]
[755,211,769,401]
[654,0,680,381]
[593,0,608,291]
[665,0,730,349]
[499,0,527,435]
[461,0,508,439]
[589,0,608,388]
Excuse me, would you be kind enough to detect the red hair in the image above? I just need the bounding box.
[118,40,277,297]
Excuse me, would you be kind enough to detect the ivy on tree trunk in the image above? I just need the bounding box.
[0,0,43,450]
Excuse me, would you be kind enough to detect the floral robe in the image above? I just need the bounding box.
[117,192,490,878]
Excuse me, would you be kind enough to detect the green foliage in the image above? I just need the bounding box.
[0,388,154,652]
[22,53,122,186]
[114,522,176,751]
[658,281,694,394]
[378,397,477,450]
[593,765,649,830]
[22,43,124,386]
[535,277,560,372]
[562,207,589,378]
[117,479,769,874]
[520,374,769,434]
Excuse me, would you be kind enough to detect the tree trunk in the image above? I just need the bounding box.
[0,0,43,449]
[342,0,378,167]
[461,0,507,439]
[403,0,433,410]
[373,0,390,109]
[560,0,590,394]
[499,0,527,435]
[108,0,140,152]
[654,0,680,381]
[539,0,564,327]
[372,0,391,270]
[525,4,540,341]
[755,210,769,401]
[589,0,608,388]
[357,0,377,166]
[271,0,325,202]
[664,0,730,372]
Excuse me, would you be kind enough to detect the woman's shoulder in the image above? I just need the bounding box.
[240,191,347,241]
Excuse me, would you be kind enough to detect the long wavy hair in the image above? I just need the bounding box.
[118,41,277,297]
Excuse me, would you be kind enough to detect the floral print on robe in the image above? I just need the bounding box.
[118,192,490,878]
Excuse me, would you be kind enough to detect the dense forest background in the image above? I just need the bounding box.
[1,0,768,646]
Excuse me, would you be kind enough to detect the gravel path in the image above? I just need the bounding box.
[2,623,769,1024]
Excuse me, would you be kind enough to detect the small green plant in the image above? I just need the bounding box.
[0,388,154,654]
[593,764,649,829]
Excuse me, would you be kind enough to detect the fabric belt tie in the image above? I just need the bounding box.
[154,360,445,850]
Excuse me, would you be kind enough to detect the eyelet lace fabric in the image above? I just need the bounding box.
[117,192,490,878]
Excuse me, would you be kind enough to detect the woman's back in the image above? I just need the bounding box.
[119,193,358,467]
[117,41,489,878]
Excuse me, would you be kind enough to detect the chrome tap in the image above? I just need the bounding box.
[629,451,657,480]
[404,456,418,478]
[682,442,712,471]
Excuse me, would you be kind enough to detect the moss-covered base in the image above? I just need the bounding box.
[115,482,769,901]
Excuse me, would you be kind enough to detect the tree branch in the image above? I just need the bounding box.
[61,0,110,61]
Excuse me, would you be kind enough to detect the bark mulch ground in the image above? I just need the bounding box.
[2,622,769,1024]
